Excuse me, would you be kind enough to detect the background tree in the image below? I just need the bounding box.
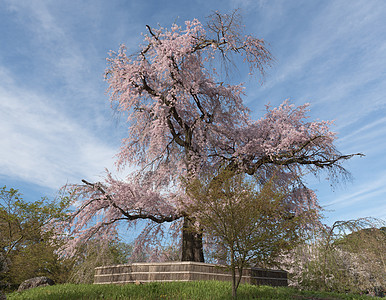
[67,240,132,284]
[55,11,361,262]
[0,186,71,290]
[287,218,385,297]
[185,169,317,298]
[0,252,8,300]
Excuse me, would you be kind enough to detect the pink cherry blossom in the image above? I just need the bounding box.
[55,12,362,261]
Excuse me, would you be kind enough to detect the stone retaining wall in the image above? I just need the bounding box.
[94,262,287,287]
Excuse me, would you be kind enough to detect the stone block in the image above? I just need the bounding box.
[94,262,288,286]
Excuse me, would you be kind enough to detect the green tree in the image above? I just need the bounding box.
[0,252,9,299]
[0,186,70,289]
[185,170,314,298]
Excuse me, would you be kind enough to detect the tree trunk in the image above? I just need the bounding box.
[216,243,227,265]
[231,254,237,299]
[181,217,204,262]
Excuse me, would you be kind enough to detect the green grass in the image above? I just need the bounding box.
[6,281,382,300]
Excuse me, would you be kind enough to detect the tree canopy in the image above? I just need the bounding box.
[56,11,362,262]
[185,169,314,297]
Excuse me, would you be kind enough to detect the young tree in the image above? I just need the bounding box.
[185,169,314,298]
[56,11,362,262]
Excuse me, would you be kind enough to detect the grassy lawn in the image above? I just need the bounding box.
[6,281,382,300]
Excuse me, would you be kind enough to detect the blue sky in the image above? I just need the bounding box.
[1,0,385,227]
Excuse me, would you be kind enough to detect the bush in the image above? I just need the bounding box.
[286,218,385,297]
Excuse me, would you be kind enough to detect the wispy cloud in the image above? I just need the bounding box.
[0,0,129,190]
[319,170,386,223]
[0,0,385,225]
[252,1,386,127]
[239,1,386,224]
[337,117,386,152]
[324,174,386,207]
[0,67,117,189]
[4,0,101,97]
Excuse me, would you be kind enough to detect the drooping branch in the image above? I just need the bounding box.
[58,12,363,262]
[81,179,182,224]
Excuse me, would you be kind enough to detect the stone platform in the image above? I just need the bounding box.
[94,261,287,286]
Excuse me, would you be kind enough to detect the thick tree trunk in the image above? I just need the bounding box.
[181,217,204,262]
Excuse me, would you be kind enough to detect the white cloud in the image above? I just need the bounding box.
[3,0,103,99]
[254,1,386,125]
[323,172,386,217]
[0,1,130,191]
[0,67,117,190]
[337,117,386,152]
[0,0,385,226]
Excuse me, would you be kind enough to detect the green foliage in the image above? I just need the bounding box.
[0,186,135,289]
[184,170,310,298]
[0,186,71,289]
[7,281,382,300]
[6,239,73,286]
